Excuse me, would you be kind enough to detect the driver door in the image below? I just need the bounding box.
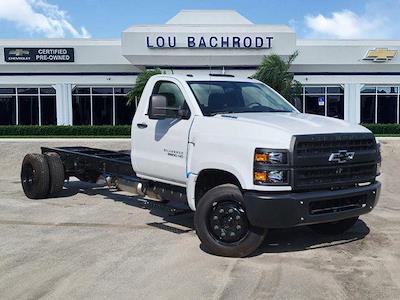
[133,80,193,185]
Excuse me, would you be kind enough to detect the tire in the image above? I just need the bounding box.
[45,152,65,197]
[309,217,359,235]
[194,184,267,257]
[21,153,50,199]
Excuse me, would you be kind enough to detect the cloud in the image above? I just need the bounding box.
[303,0,400,39]
[0,0,91,38]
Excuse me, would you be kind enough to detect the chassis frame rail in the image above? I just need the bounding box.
[41,146,137,180]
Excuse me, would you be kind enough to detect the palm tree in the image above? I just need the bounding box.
[127,68,162,105]
[253,51,301,103]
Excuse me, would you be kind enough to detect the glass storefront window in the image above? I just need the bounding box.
[305,95,325,116]
[72,95,91,125]
[327,95,344,119]
[18,88,38,95]
[361,95,375,123]
[377,95,397,123]
[0,96,16,125]
[377,86,398,94]
[40,87,56,95]
[41,95,57,125]
[72,86,135,125]
[115,96,135,125]
[18,95,39,125]
[0,86,57,125]
[305,87,324,94]
[360,86,400,124]
[327,86,344,94]
[0,88,16,94]
[295,86,344,119]
[361,86,376,94]
[92,95,113,125]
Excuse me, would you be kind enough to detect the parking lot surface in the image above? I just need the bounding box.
[0,138,399,300]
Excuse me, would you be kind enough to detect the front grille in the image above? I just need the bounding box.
[292,133,378,190]
[294,163,376,190]
[309,194,368,215]
[296,138,375,156]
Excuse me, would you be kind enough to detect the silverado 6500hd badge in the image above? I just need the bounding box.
[164,149,184,159]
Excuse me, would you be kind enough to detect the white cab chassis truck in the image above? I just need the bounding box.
[21,74,381,257]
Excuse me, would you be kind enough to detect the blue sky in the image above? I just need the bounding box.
[0,0,399,39]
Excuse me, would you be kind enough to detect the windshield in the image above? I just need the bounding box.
[188,81,295,116]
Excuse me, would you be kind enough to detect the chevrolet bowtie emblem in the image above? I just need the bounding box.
[328,150,355,163]
[9,49,30,56]
[364,48,397,62]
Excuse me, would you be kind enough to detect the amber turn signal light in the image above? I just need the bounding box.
[254,171,268,182]
[255,153,268,162]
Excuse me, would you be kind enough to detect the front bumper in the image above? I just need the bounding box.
[244,181,381,229]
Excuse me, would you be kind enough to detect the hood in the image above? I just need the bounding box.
[191,112,372,151]
[217,112,370,135]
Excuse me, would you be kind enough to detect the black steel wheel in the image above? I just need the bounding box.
[21,153,50,199]
[208,201,249,243]
[309,217,359,235]
[195,184,266,257]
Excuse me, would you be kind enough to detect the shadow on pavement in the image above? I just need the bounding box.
[252,220,370,256]
[62,181,195,233]
[60,181,370,256]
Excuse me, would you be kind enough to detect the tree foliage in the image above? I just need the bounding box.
[127,68,162,105]
[253,51,301,102]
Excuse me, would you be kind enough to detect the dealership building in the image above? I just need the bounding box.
[1,10,400,126]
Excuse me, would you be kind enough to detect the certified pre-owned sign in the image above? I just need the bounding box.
[4,48,74,63]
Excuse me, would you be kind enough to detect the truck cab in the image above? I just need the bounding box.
[131,74,381,256]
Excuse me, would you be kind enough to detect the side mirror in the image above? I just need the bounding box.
[149,95,168,119]
[149,94,191,120]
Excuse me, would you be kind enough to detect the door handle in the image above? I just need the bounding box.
[137,123,148,129]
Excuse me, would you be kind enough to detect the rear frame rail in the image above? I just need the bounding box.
[41,146,137,180]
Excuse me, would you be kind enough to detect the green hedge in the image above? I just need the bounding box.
[0,124,399,137]
[362,124,400,135]
[0,126,131,137]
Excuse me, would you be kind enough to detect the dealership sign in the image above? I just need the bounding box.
[4,48,74,63]
[146,36,273,49]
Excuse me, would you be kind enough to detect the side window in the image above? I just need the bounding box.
[152,81,187,110]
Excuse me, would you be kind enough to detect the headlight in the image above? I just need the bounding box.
[254,170,289,184]
[254,148,290,185]
[254,149,288,164]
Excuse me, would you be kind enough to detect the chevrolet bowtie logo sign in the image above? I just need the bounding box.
[328,150,355,164]
[9,49,30,56]
[364,48,397,62]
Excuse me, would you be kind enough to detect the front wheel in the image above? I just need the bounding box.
[308,217,359,235]
[194,184,266,257]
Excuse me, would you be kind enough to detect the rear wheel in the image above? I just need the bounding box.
[309,217,359,235]
[45,152,65,197]
[194,184,266,257]
[21,153,50,199]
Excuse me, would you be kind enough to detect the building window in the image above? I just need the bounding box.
[72,95,91,125]
[0,95,16,125]
[0,86,56,125]
[360,86,399,124]
[40,88,57,125]
[295,86,344,119]
[72,86,134,125]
